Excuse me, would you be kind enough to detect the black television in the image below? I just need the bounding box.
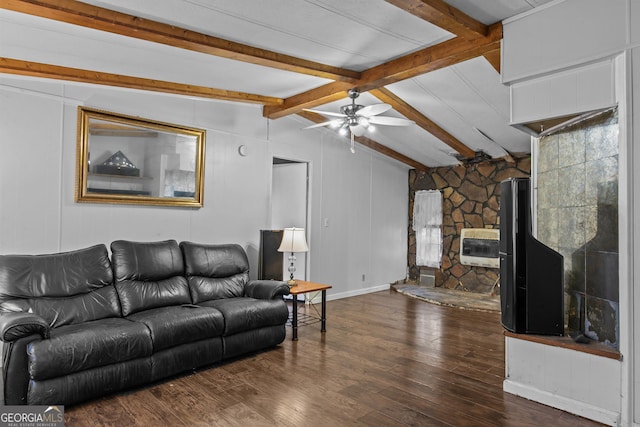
[499,178,564,335]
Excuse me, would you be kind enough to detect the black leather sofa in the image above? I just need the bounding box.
[0,240,290,405]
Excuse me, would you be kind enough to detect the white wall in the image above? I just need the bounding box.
[503,1,637,425]
[502,0,628,84]
[631,44,640,427]
[509,59,616,126]
[504,339,622,425]
[0,76,408,302]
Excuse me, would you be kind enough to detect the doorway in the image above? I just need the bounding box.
[271,158,309,282]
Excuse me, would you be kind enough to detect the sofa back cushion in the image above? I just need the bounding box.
[0,244,120,327]
[180,242,249,303]
[111,240,190,316]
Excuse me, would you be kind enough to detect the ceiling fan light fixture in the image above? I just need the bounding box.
[358,117,370,127]
[350,124,367,137]
[303,88,415,153]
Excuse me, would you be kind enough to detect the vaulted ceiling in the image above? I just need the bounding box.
[0,0,553,170]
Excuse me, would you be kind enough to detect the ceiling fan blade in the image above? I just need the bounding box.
[357,103,391,117]
[349,124,367,137]
[303,120,337,130]
[368,116,415,126]
[303,108,347,118]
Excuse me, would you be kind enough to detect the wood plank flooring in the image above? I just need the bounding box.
[65,289,603,426]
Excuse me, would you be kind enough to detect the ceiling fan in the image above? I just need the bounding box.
[303,89,415,153]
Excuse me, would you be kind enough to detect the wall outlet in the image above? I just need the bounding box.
[362,274,366,281]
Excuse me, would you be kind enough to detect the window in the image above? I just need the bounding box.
[413,190,443,267]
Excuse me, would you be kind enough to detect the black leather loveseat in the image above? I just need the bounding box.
[0,240,290,405]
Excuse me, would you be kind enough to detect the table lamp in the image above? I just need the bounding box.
[277,227,309,286]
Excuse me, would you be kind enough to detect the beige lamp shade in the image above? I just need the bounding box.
[277,228,309,253]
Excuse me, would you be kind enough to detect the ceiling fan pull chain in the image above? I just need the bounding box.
[350,132,355,153]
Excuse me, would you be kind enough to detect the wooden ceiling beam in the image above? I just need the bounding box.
[0,0,360,83]
[0,57,283,105]
[370,87,475,158]
[264,23,502,119]
[267,82,353,120]
[357,22,501,90]
[384,0,488,39]
[1,0,502,168]
[297,110,428,171]
[483,48,501,73]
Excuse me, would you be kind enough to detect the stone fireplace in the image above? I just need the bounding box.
[408,158,531,293]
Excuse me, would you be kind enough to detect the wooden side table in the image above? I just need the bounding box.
[288,280,332,341]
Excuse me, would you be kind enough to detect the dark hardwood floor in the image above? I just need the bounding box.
[65,289,603,426]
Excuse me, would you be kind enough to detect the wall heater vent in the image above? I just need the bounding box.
[460,228,499,268]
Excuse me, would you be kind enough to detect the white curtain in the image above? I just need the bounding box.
[413,190,443,267]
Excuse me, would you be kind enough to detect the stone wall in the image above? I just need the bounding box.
[408,158,531,293]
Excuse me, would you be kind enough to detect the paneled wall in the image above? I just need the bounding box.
[0,76,408,302]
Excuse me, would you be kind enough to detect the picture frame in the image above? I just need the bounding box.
[75,107,206,207]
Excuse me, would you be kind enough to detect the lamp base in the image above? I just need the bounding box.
[287,254,298,286]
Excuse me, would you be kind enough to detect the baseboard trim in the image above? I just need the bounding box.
[503,379,620,426]
[305,283,390,303]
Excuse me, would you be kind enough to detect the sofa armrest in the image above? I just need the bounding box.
[245,280,290,299]
[0,312,50,342]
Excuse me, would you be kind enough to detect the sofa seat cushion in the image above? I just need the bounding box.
[200,298,288,336]
[27,318,152,381]
[127,305,224,351]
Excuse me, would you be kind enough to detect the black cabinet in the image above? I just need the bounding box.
[258,230,284,280]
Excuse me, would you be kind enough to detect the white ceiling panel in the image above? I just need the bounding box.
[0,10,329,98]
[82,0,454,70]
[444,0,554,25]
[385,58,530,158]
[371,124,462,167]
[453,57,511,117]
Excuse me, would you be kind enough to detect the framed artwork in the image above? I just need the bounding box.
[75,107,206,207]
